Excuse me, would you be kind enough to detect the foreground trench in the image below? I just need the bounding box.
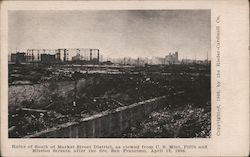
[24,96,167,138]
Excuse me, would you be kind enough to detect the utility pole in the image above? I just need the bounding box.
[206,51,209,66]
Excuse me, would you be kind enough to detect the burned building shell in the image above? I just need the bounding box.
[10,48,100,64]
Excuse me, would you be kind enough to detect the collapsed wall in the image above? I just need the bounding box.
[24,96,167,138]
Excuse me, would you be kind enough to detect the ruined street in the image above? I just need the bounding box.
[8,64,210,138]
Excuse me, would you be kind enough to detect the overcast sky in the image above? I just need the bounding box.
[9,10,210,60]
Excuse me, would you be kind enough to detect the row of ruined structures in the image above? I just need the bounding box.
[10,48,101,63]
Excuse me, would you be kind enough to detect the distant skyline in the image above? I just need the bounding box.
[9,10,211,60]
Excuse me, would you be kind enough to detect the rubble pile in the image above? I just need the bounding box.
[8,97,124,137]
[122,103,211,138]
[8,108,76,137]
[9,64,75,85]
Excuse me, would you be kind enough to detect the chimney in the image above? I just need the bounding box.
[97,49,100,62]
[64,49,67,62]
[90,49,92,61]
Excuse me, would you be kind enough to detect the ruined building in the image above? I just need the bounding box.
[165,52,178,64]
[10,52,26,63]
[71,49,100,63]
[41,54,58,63]
[10,48,100,64]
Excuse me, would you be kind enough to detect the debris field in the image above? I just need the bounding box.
[8,64,210,137]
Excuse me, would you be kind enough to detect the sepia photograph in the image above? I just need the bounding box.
[7,10,211,138]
